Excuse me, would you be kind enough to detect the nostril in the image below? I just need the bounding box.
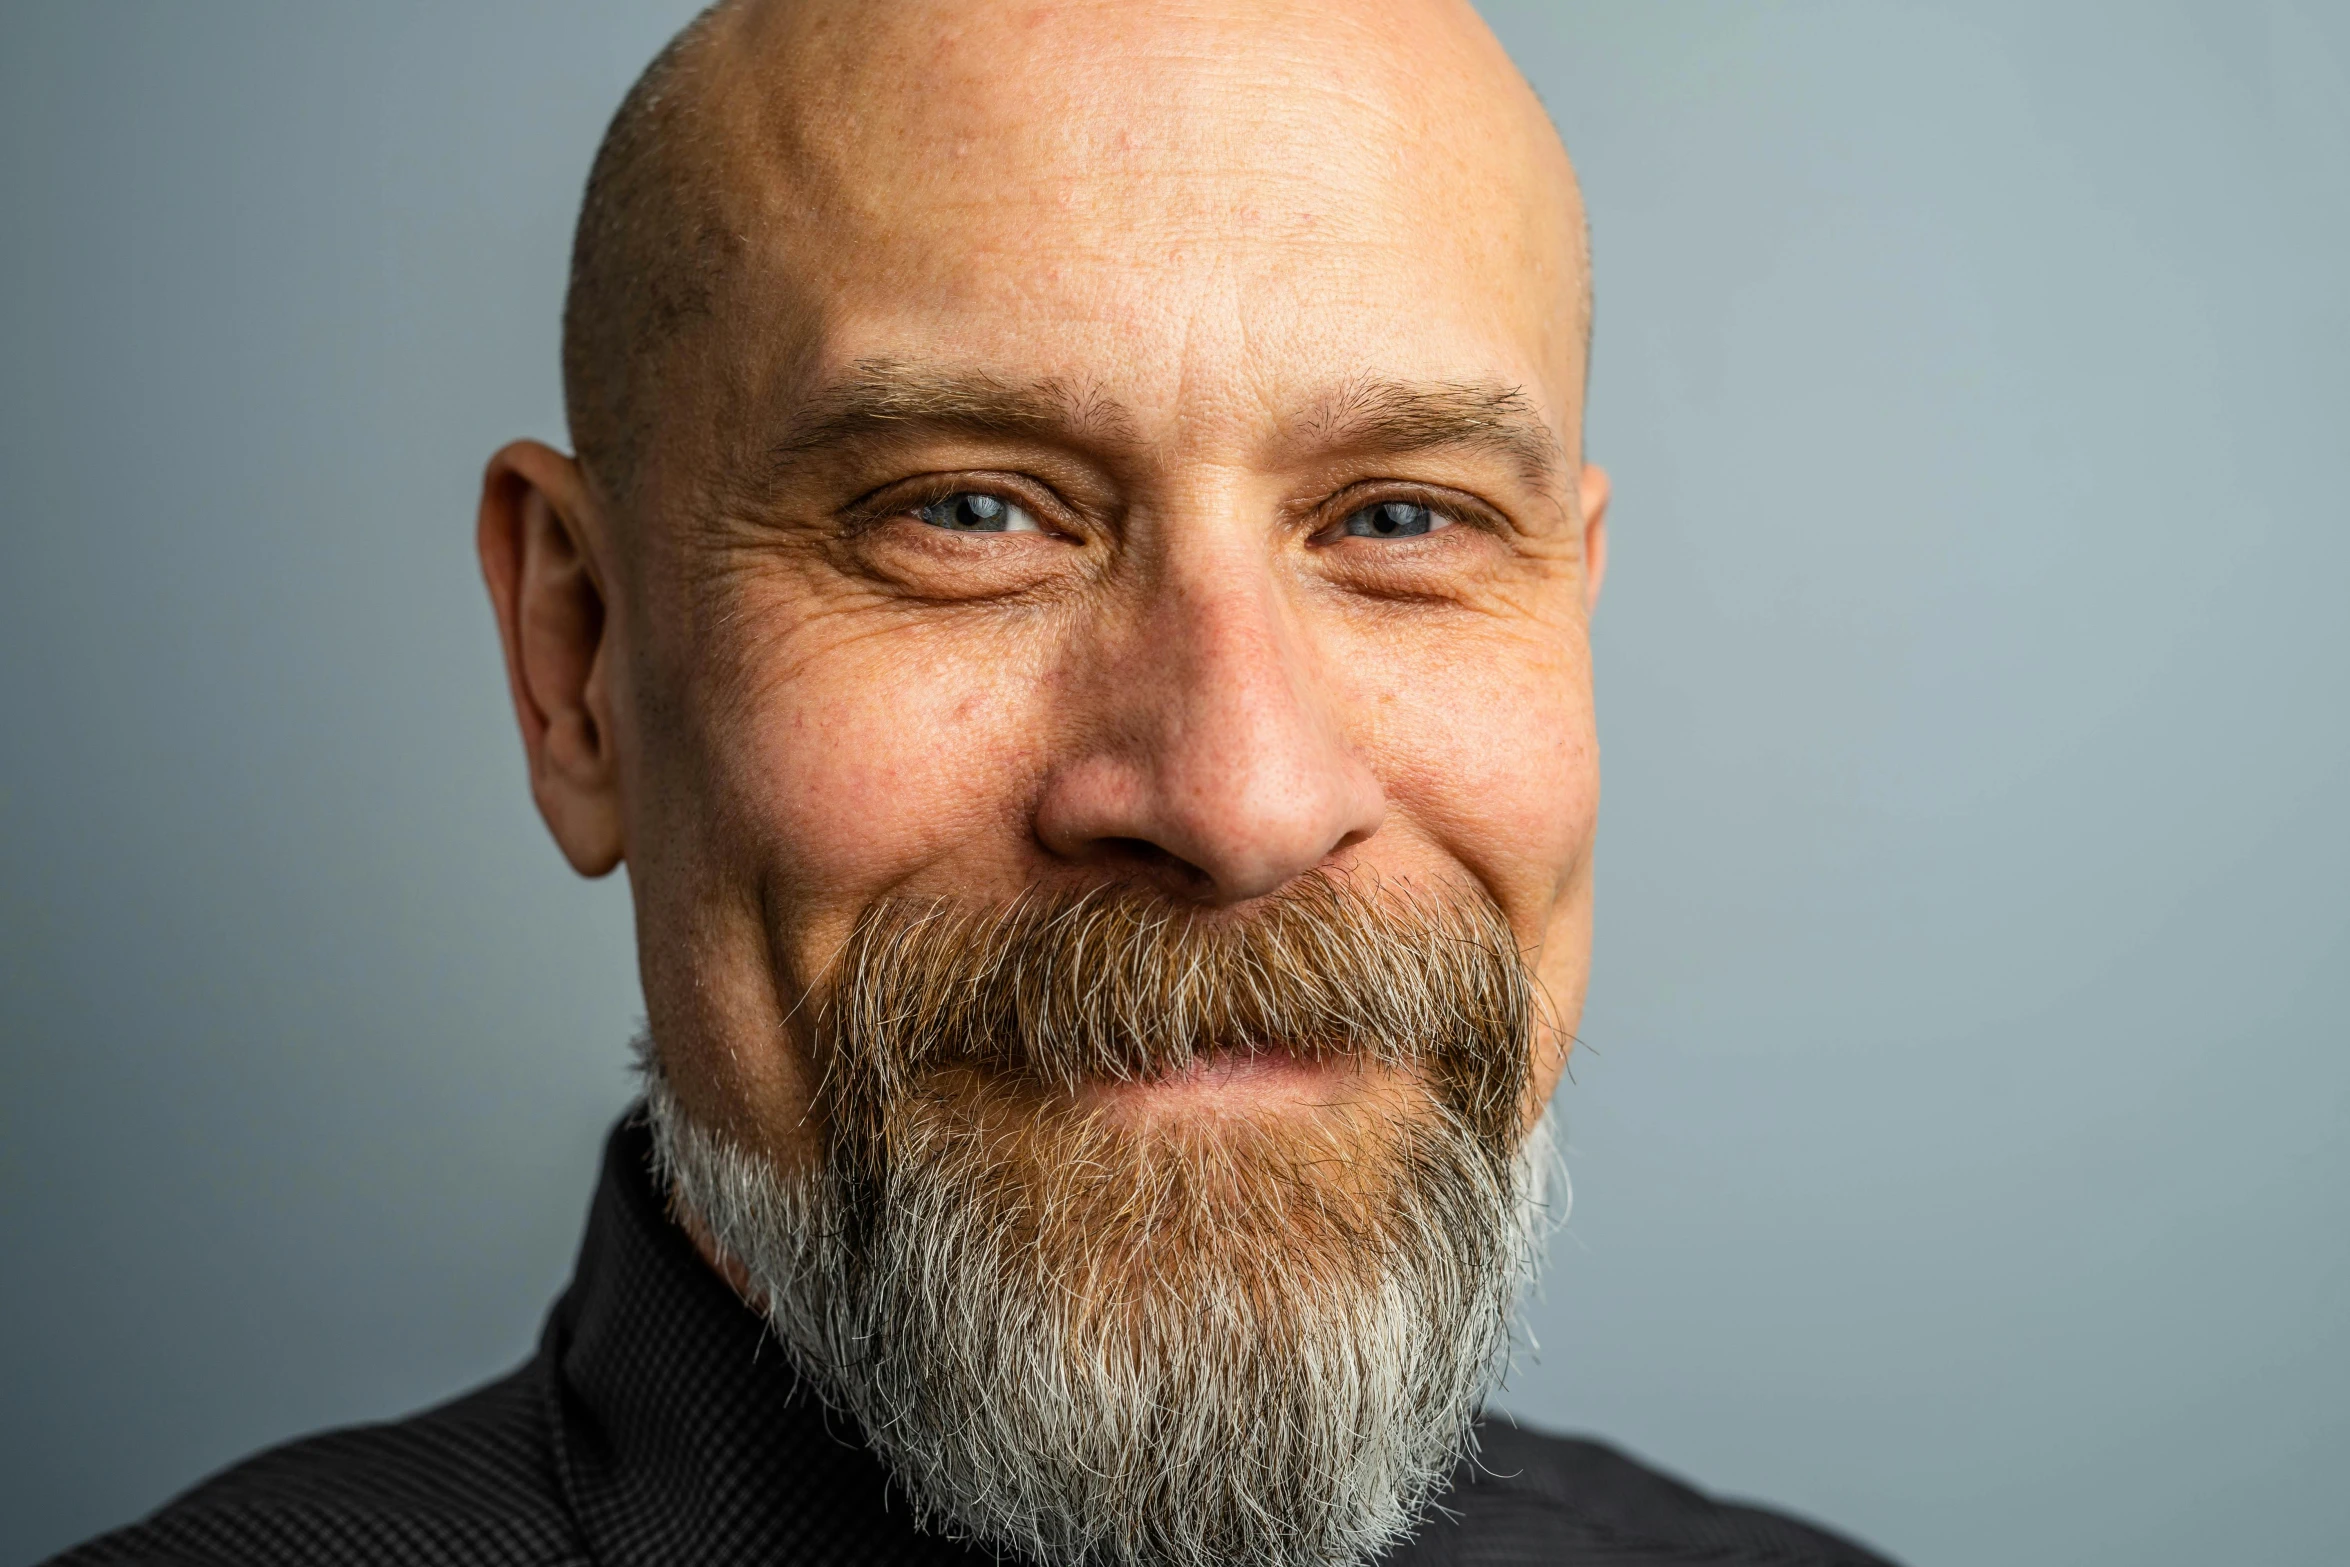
[1087,837,1216,896]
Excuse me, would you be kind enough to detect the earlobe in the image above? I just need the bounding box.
[477,440,627,877]
[1578,463,1610,614]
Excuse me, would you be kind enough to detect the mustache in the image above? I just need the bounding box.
[813,874,1542,1144]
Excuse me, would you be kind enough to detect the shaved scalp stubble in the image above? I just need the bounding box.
[560,4,735,506]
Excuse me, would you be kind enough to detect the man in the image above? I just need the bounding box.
[54,2,1895,1564]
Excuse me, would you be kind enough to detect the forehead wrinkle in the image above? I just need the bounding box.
[1296,378,1565,491]
[593,1,1592,516]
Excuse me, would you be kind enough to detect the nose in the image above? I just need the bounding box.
[1033,562,1386,904]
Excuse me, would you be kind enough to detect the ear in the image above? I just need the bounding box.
[477,440,625,876]
[1578,462,1610,614]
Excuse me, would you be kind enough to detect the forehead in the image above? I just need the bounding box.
[702,0,1583,453]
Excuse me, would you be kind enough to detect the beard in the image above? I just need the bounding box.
[640,875,1560,1567]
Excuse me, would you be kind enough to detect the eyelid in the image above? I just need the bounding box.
[1312,481,1508,543]
[839,472,1083,539]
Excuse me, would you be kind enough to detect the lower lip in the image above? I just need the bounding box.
[1073,1045,1352,1118]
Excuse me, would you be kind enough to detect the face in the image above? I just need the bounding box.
[486,0,1603,1162]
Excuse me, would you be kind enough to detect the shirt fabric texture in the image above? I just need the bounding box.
[52,1113,1900,1567]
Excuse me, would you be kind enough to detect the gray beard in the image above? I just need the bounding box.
[640,1048,1559,1567]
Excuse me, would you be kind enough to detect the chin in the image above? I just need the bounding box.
[645,1046,1555,1567]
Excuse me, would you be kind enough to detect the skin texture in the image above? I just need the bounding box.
[478,0,1607,1181]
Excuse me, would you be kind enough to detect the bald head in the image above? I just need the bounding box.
[560,0,1589,509]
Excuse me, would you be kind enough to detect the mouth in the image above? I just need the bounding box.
[1070,1043,1375,1124]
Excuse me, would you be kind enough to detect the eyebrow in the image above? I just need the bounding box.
[766,360,1134,466]
[1299,378,1566,489]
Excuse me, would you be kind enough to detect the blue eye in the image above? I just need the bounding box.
[917,491,1041,533]
[1341,500,1447,539]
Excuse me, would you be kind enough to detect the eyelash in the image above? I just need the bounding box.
[1312,484,1501,545]
[841,474,1073,539]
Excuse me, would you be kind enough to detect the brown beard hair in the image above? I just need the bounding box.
[646,873,1557,1567]
[814,873,1540,1162]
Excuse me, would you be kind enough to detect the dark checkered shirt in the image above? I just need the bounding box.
[51,1114,1899,1567]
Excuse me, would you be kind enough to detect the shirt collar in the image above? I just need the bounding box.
[542,1112,985,1567]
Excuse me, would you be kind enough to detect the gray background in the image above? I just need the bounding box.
[3,3,2344,1563]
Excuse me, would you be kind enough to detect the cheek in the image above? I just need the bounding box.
[630,604,1058,1146]
[1329,621,1597,1121]
[710,616,1054,928]
[1341,618,1597,917]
